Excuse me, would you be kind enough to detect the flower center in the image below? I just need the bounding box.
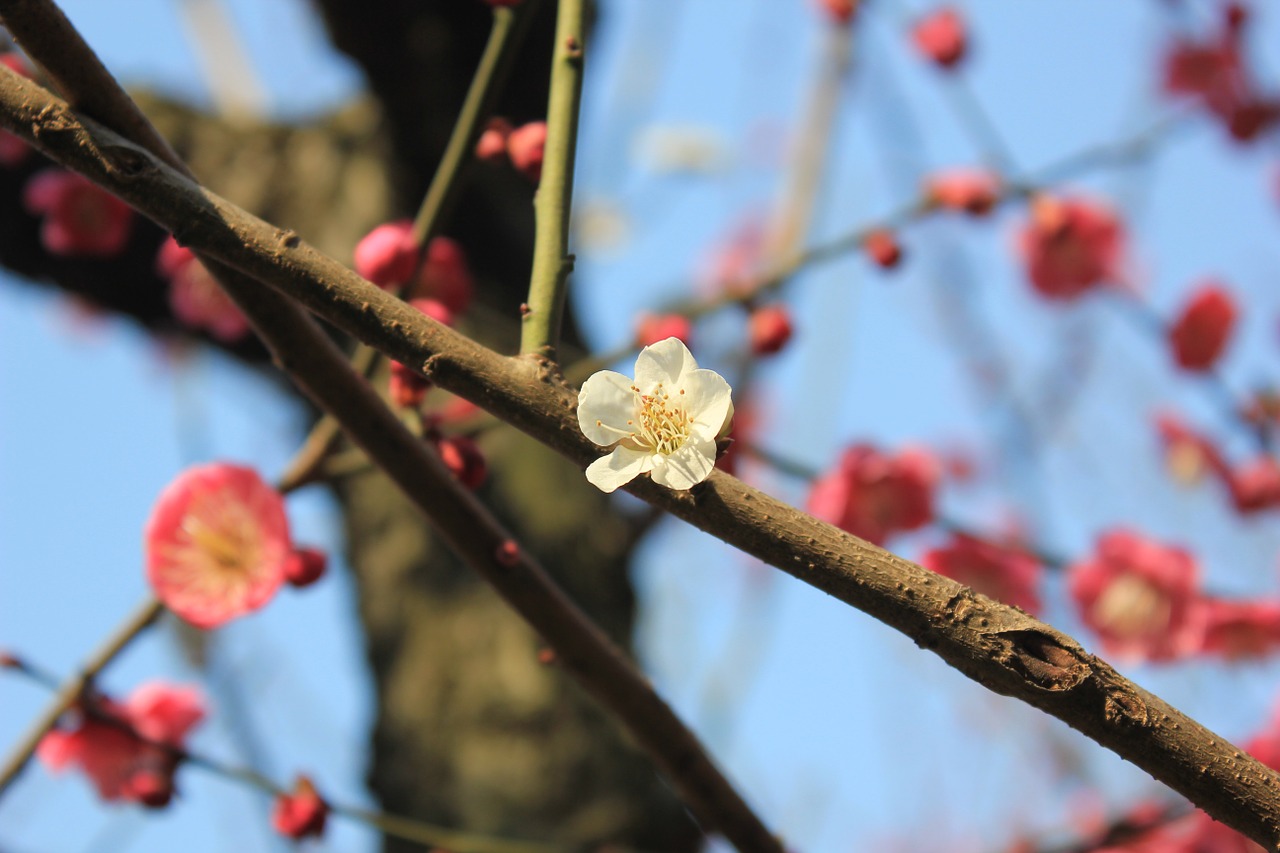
[633,383,691,455]
[1092,573,1171,639]
[162,490,265,590]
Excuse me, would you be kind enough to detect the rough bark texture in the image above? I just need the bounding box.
[0,1,700,849]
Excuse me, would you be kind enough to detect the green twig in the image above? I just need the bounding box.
[519,0,587,358]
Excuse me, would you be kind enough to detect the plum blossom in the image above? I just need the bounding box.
[1199,598,1280,660]
[577,337,733,493]
[1016,194,1126,300]
[921,533,1042,614]
[23,169,134,257]
[145,463,292,629]
[1067,529,1205,663]
[155,237,250,343]
[38,681,205,807]
[1154,411,1227,486]
[808,444,938,546]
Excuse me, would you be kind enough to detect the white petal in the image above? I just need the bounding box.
[679,369,733,441]
[585,446,653,493]
[578,370,639,446]
[634,337,698,390]
[649,439,716,490]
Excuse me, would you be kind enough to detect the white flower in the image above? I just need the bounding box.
[577,337,733,493]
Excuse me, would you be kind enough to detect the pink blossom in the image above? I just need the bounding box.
[911,7,968,70]
[808,444,938,546]
[37,681,205,807]
[23,169,134,257]
[1016,195,1126,301]
[155,237,250,342]
[507,121,547,181]
[146,463,292,629]
[1161,9,1279,144]
[1199,598,1280,660]
[1227,457,1280,514]
[921,533,1041,614]
[1154,411,1228,486]
[272,775,329,839]
[1067,529,1205,663]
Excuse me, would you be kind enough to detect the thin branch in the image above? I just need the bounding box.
[6,663,571,853]
[6,75,1280,850]
[0,597,163,796]
[410,1,539,253]
[519,0,586,357]
[0,15,780,849]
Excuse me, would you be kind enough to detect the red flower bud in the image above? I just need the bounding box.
[748,305,794,356]
[507,121,547,181]
[862,228,903,269]
[911,6,967,70]
[1169,282,1237,372]
[284,547,328,588]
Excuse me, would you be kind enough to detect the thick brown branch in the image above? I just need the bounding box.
[0,19,777,847]
[4,70,1280,851]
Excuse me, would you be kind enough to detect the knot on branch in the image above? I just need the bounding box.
[99,141,153,179]
[996,629,1091,692]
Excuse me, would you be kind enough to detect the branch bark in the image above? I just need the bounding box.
[4,68,1280,851]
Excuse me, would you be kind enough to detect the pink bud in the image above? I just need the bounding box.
[816,0,857,24]
[1169,282,1237,372]
[354,220,418,288]
[389,361,430,409]
[284,547,328,588]
[863,228,903,269]
[507,121,547,181]
[635,313,692,347]
[924,169,1000,215]
[476,117,513,161]
[437,435,487,490]
[408,297,455,328]
[495,540,521,567]
[417,238,474,315]
[272,776,328,840]
[748,305,794,356]
[911,6,968,70]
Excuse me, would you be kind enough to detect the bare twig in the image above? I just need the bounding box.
[519,0,586,357]
[0,597,163,795]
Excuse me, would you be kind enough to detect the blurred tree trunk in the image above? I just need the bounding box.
[0,0,702,848]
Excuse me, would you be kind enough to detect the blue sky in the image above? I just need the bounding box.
[5,1,1280,852]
